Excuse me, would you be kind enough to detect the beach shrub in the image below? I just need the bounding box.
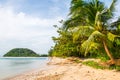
[109,65,120,71]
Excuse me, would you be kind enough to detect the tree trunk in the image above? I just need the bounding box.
[103,40,115,64]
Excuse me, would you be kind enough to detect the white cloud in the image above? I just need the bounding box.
[0,6,62,56]
[0,0,71,56]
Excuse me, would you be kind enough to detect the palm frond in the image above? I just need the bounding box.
[94,11,103,30]
[109,0,117,13]
[72,26,94,42]
[81,30,104,56]
[81,41,100,56]
[69,0,85,16]
[102,0,117,22]
[85,0,105,26]
[63,15,87,30]
[87,30,104,42]
[107,32,118,42]
[110,18,120,27]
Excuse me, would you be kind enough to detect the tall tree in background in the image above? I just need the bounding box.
[63,0,120,64]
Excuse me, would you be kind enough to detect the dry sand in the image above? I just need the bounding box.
[6,57,120,80]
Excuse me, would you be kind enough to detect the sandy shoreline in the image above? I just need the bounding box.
[5,57,120,80]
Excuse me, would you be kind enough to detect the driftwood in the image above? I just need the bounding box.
[103,59,120,66]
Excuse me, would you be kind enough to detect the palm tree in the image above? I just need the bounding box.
[64,0,120,64]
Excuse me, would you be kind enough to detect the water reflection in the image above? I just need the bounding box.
[0,57,48,80]
[10,60,33,66]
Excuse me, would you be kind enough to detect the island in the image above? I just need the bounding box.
[3,48,40,57]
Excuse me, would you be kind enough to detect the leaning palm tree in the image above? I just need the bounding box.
[64,0,120,64]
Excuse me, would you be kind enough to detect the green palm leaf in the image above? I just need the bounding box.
[81,41,100,56]
[73,26,94,42]
[81,30,104,56]
[107,32,119,42]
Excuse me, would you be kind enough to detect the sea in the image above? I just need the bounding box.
[0,57,48,80]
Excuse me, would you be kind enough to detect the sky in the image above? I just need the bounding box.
[0,0,120,56]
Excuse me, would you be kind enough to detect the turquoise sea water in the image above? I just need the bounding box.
[0,57,48,80]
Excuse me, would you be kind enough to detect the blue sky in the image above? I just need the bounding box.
[0,0,119,56]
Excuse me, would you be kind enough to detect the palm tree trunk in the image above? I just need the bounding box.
[103,40,115,64]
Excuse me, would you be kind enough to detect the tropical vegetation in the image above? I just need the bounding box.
[49,0,120,65]
[4,48,40,57]
[39,54,48,57]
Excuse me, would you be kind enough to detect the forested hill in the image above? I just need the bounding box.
[3,48,40,57]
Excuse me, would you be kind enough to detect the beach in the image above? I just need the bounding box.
[6,57,120,80]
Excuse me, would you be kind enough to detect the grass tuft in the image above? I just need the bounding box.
[82,61,106,69]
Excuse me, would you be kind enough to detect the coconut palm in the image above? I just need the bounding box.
[64,0,120,64]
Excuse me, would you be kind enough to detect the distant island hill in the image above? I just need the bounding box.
[3,48,48,57]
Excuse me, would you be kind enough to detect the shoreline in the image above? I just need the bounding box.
[5,65,55,80]
[0,57,48,80]
[5,57,120,80]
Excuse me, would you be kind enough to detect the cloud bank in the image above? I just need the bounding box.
[0,4,65,56]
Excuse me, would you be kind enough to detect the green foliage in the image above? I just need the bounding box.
[82,61,106,69]
[49,27,83,57]
[49,0,120,64]
[107,32,117,42]
[48,48,54,57]
[110,38,120,59]
[109,65,120,71]
[39,54,48,57]
[3,48,40,57]
[73,59,82,63]
[83,60,120,71]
